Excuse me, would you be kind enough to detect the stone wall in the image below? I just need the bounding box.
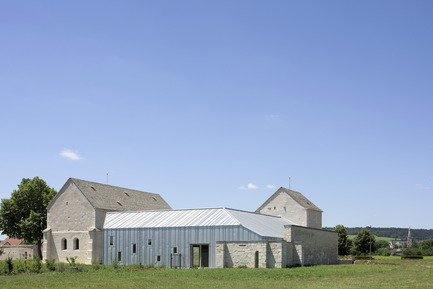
[0,245,37,261]
[284,225,338,266]
[216,241,267,268]
[216,240,292,268]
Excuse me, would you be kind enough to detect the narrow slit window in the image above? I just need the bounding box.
[157,255,161,262]
[132,244,137,254]
[62,238,67,250]
[117,252,122,261]
[73,238,80,250]
[173,247,177,254]
[110,236,114,246]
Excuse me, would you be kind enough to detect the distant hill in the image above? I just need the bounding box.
[323,227,433,241]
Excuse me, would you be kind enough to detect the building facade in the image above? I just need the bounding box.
[256,187,323,229]
[43,178,171,264]
[103,208,337,268]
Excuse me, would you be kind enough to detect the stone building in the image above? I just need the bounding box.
[0,238,38,261]
[256,187,323,229]
[42,178,171,264]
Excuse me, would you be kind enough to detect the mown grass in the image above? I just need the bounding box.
[0,257,432,288]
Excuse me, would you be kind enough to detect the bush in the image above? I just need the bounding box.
[403,248,422,256]
[46,259,56,271]
[375,248,391,256]
[29,257,42,273]
[6,257,14,274]
[66,256,77,267]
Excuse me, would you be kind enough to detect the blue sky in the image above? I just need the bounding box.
[1,1,432,240]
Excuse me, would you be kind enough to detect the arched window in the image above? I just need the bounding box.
[73,238,79,250]
[62,238,67,250]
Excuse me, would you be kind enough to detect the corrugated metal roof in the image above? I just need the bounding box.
[104,208,293,238]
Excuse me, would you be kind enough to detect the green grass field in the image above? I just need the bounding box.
[0,257,432,288]
[348,235,398,242]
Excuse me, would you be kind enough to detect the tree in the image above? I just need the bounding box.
[334,225,352,255]
[0,177,57,257]
[353,228,376,256]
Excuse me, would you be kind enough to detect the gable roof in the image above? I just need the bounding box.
[255,187,322,213]
[0,238,24,246]
[104,208,293,238]
[49,178,171,212]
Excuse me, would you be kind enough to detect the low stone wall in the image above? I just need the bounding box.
[0,245,37,260]
[284,225,338,266]
[216,241,267,268]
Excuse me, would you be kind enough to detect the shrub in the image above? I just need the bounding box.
[403,248,422,256]
[112,257,120,270]
[29,256,42,273]
[6,257,14,274]
[375,248,391,256]
[66,256,78,267]
[237,265,248,268]
[46,259,56,271]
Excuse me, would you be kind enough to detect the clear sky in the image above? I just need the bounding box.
[1,1,432,240]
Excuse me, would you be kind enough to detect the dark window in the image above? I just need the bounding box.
[73,238,79,250]
[133,244,137,254]
[62,238,67,250]
[148,239,152,246]
[110,236,114,246]
[157,255,161,262]
[118,252,122,261]
[173,247,177,254]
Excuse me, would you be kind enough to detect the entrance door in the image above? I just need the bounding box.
[191,244,209,268]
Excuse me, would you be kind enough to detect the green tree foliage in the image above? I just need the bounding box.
[333,225,352,255]
[0,177,57,257]
[353,228,376,256]
[375,240,390,249]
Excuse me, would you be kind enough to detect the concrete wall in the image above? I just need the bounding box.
[284,225,338,266]
[0,245,37,260]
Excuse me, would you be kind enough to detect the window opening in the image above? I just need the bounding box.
[173,247,178,254]
[117,252,122,262]
[110,236,114,246]
[255,251,259,268]
[148,239,152,246]
[133,244,137,254]
[62,238,67,250]
[65,201,69,206]
[73,238,79,250]
[157,255,161,262]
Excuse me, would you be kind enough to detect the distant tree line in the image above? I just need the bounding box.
[332,225,433,256]
[324,227,433,241]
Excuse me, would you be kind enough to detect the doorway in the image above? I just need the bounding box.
[191,244,209,268]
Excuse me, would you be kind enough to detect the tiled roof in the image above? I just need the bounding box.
[256,187,322,212]
[71,178,172,211]
[0,238,24,246]
[49,178,171,212]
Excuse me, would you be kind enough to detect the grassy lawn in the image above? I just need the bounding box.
[0,257,432,288]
